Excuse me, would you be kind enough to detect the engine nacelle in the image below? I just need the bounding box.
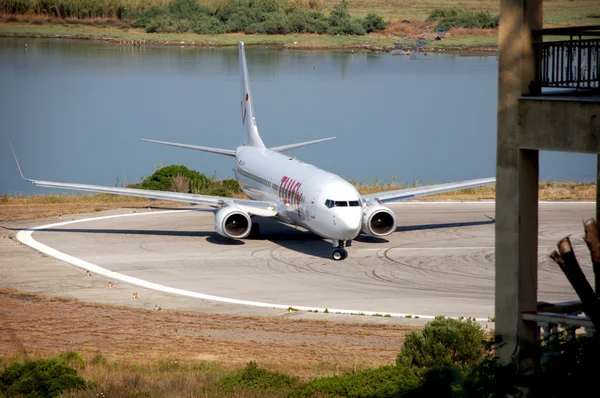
[214,206,252,239]
[361,201,397,237]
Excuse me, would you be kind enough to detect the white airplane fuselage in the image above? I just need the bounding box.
[234,146,363,241]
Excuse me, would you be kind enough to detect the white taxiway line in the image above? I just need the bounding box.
[16,210,493,321]
[387,201,595,205]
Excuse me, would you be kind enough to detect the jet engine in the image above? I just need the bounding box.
[361,201,397,237]
[214,206,252,239]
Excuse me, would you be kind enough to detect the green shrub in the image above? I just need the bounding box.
[146,16,175,32]
[127,0,383,36]
[168,0,214,21]
[0,358,87,397]
[426,8,499,30]
[192,14,225,34]
[287,9,328,33]
[397,316,487,370]
[220,361,298,394]
[132,165,211,192]
[327,0,365,35]
[362,13,386,33]
[175,18,192,32]
[132,5,170,28]
[294,364,423,397]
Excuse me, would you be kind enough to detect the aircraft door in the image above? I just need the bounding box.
[309,190,320,219]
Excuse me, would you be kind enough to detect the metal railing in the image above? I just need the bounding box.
[533,25,600,91]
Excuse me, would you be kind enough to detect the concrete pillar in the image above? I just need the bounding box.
[597,155,599,223]
[495,0,542,364]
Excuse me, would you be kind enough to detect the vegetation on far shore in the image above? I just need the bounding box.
[2,315,598,397]
[0,0,598,51]
[0,0,503,50]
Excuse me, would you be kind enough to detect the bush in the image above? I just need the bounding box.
[426,8,499,30]
[132,5,170,28]
[287,9,328,33]
[294,364,423,397]
[397,316,487,370]
[146,16,175,33]
[220,361,298,394]
[362,13,386,33]
[0,358,87,397]
[128,0,384,36]
[168,0,215,21]
[133,165,211,192]
[192,14,225,34]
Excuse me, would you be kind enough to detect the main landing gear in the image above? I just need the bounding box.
[332,240,351,261]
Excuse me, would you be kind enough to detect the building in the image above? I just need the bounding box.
[495,0,600,363]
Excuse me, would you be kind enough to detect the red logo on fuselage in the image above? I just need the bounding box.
[279,176,303,217]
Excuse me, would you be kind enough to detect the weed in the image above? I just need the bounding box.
[90,352,107,366]
[219,361,298,394]
[59,351,86,369]
[0,194,8,204]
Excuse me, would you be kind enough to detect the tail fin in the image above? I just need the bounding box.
[239,42,266,149]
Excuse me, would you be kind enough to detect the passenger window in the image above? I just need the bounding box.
[349,200,359,207]
[334,201,348,207]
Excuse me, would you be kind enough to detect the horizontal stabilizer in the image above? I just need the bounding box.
[270,137,336,153]
[141,139,236,157]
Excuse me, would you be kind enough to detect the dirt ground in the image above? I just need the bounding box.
[0,289,419,378]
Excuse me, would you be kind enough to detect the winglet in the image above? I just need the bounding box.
[9,143,29,182]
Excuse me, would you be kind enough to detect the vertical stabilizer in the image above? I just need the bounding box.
[239,42,266,149]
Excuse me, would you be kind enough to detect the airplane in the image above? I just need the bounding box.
[11,41,495,261]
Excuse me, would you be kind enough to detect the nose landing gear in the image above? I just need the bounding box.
[332,240,348,261]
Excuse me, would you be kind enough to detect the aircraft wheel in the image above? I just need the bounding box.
[332,249,345,261]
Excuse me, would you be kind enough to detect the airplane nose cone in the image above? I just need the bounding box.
[335,210,362,240]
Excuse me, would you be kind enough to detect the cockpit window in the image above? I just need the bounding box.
[325,199,359,208]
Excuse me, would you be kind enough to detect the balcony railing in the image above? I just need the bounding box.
[533,25,600,92]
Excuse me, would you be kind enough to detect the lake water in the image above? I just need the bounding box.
[0,37,596,196]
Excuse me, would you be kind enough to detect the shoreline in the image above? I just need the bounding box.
[0,24,499,55]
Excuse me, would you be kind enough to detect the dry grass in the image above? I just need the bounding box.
[0,193,187,221]
[355,181,596,201]
[1,182,595,221]
[0,288,417,383]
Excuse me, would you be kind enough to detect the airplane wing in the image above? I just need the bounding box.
[10,146,277,217]
[361,177,496,203]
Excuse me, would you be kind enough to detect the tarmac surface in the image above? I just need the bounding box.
[1,202,596,326]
